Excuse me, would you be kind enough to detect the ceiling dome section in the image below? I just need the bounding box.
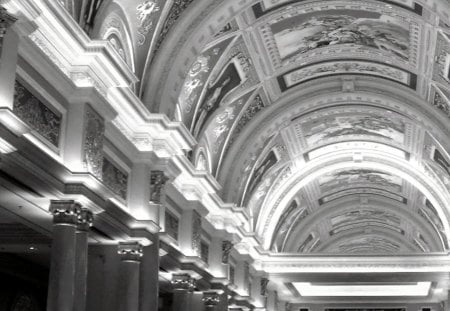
[142,0,450,255]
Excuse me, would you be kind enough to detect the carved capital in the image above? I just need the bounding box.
[118,241,143,261]
[150,170,169,204]
[171,274,196,291]
[0,6,17,38]
[222,241,233,264]
[77,208,94,231]
[202,291,220,306]
[49,200,82,225]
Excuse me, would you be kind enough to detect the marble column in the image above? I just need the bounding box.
[171,274,196,311]
[117,241,143,311]
[0,7,17,110]
[74,208,93,311]
[139,234,160,311]
[202,291,220,311]
[47,200,82,311]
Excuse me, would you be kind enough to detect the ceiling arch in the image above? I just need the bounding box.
[136,0,450,255]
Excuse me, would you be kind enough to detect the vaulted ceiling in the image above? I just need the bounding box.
[90,0,450,256]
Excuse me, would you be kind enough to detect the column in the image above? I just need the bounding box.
[139,234,160,311]
[179,209,202,257]
[47,200,81,311]
[171,274,196,311]
[0,7,17,110]
[202,291,220,311]
[266,290,277,311]
[74,208,93,311]
[117,241,143,311]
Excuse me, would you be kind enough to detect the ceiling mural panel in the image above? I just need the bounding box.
[331,236,402,254]
[257,2,420,70]
[296,110,407,151]
[318,169,403,195]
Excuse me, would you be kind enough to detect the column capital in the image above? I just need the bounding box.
[202,291,220,307]
[222,241,233,264]
[77,208,94,231]
[171,274,196,291]
[49,200,82,225]
[0,6,17,38]
[118,241,143,261]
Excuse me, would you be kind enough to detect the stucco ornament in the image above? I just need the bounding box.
[136,0,160,45]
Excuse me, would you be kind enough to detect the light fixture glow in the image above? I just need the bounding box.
[292,282,431,297]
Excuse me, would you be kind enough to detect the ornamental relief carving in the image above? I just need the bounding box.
[102,157,128,199]
[84,105,105,179]
[191,211,202,256]
[13,81,62,147]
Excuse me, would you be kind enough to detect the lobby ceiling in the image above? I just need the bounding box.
[134,0,450,256]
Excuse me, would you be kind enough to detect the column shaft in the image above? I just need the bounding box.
[47,201,81,311]
[117,242,143,311]
[139,235,160,311]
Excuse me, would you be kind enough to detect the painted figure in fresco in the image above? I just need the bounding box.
[192,62,241,138]
[273,11,409,61]
[80,0,104,34]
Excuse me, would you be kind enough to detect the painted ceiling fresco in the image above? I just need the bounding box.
[93,0,450,256]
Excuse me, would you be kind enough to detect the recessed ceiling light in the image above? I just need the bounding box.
[292,282,431,297]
